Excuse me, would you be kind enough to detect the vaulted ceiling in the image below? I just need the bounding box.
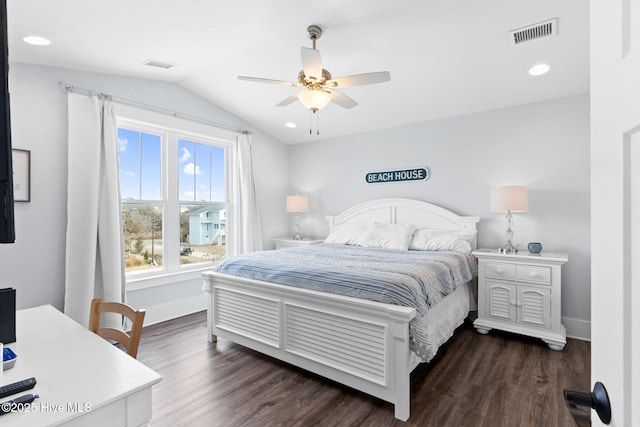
[7,0,589,144]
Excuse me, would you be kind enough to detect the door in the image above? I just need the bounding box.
[486,281,516,322]
[590,0,640,425]
[518,287,550,328]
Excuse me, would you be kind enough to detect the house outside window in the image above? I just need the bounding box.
[116,106,236,286]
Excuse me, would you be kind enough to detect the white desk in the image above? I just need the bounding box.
[2,305,162,426]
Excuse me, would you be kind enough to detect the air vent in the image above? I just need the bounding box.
[510,18,557,45]
[143,60,175,69]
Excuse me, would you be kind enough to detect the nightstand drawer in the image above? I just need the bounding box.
[276,241,301,249]
[516,265,551,284]
[485,262,516,279]
[273,238,324,250]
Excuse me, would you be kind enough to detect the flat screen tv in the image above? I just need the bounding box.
[0,0,15,244]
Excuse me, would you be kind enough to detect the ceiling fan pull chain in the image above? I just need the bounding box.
[308,108,320,135]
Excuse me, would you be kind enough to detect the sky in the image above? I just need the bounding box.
[118,128,225,203]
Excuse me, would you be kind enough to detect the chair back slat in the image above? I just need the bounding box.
[89,298,146,358]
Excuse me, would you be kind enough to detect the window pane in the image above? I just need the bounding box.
[178,139,195,201]
[178,140,225,202]
[118,128,140,200]
[141,133,161,200]
[118,128,161,201]
[180,203,226,266]
[122,204,164,273]
[211,145,225,202]
[195,143,211,201]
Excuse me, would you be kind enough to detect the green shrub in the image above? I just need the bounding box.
[135,237,144,254]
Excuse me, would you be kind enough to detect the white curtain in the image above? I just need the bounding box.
[64,93,125,327]
[234,132,263,254]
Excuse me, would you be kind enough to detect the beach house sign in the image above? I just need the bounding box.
[365,167,429,184]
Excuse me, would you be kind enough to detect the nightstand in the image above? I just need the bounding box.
[472,249,568,350]
[273,237,324,250]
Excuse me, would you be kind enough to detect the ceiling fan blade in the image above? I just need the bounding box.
[301,47,323,81]
[327,90,358,109]
[276,93,301,107]
[326,71,391,88]
[238,76,299,87]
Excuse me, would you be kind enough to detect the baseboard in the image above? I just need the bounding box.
[136,295,592,342]
[563,316,591,341]
[141,294,207,327]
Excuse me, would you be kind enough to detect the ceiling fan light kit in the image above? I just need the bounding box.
[298,89,332,111]
[238,24,391,135]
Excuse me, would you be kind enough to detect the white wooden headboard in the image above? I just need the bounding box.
[325,198,480,249]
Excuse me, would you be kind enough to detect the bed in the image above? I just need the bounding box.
[202,198,479,420]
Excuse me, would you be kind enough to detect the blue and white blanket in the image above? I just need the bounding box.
[216,243,477,361]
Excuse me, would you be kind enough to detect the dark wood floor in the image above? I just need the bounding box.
[137,311,590,427]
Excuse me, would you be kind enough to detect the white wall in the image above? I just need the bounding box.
[289,94,591,339]
[0,63,290,318]
[0,63,591,339]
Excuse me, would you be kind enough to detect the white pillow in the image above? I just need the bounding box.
[408,228,431,248]
[324,224,367,245]
[359,222,417,250]
[409,228,475,253]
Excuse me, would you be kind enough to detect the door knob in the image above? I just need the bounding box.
[564,381,611,425]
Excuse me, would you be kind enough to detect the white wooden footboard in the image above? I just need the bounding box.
[202,271,418,421]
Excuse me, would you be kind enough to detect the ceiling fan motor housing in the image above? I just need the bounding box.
[307,25,322,41]
[298,69,332,86]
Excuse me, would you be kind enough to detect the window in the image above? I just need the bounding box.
[116,106,236,281]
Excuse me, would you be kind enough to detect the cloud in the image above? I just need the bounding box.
[118,137,128,152]
[184,162,200,175]
[180,147,191,162]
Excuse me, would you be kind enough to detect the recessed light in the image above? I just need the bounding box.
[285,122,297,129]
[529,63,550,76]
[23,36,51,46]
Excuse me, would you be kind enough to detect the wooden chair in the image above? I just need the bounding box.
[89,298,146,359]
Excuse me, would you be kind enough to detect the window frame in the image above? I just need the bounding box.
[116,105,237,291]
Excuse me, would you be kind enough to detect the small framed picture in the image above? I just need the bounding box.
[12,149,30,202]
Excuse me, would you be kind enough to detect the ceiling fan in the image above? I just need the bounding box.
[238,25,391,133]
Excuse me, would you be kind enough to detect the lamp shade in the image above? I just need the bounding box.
[298,90,332,110]
[490,186,529,213]
[286,195,309,213]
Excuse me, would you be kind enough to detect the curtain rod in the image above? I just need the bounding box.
[58,81,249,135]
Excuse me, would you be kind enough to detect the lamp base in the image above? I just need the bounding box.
[499,210,518,254]
[499,241,518,254]
[292,212,304,240]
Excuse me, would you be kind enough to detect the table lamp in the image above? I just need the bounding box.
[490,185,529,254]
[286,195,309,240]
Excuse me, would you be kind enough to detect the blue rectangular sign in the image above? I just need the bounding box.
[365,168,428,184]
